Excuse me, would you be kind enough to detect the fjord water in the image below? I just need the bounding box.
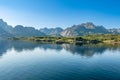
[0,40,120,80]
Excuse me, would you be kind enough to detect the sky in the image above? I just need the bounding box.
[0,0,120,29]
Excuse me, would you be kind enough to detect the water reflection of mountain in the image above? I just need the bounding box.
[0,40,63,56]
[63,43,120,57]
[0,40,11,56]
[62,44,106,57]
[0,40,120,57]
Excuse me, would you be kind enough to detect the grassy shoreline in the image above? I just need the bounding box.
[8,34,120,44]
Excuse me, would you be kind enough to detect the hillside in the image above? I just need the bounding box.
[61,22,109,37]
[0,19,45,37]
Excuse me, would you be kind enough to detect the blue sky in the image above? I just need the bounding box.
[0,0,120,29]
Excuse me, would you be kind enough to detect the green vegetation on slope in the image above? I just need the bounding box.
[83,34,120,44]
[9,34,120,44]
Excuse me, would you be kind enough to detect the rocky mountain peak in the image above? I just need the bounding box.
[81,22,96,29]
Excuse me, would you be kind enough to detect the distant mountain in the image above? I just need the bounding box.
[0,19,120,38]
[0,19,13,37]
[13,25,45,37]
[0,19,13,33]
[61,22,109,37]
[0,19,45,37]
[40,27,63,36]
[108,28,120,34]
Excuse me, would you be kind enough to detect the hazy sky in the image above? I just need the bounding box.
[0,0,120,29]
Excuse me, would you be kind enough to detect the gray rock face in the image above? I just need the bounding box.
[61,22,109,37]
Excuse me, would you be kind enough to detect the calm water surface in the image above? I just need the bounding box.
[0,40,120,80]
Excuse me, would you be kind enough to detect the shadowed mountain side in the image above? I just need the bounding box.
[13,25,45,37]
[0,19,14,37]
[0,19,45,37]
[40,27,63,36]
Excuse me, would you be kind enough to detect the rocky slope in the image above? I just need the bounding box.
[0,19,45,37]
[61,22,109,37]
[0,19,120,37]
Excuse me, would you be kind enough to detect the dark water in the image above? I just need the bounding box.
[0,40,120,80]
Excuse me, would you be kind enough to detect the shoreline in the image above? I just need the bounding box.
[9,35,120,45]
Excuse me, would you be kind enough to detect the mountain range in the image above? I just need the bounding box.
[61,22,109,36]
[39,27,63,36]
[0,19,120,38]
[0,19,45,37]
